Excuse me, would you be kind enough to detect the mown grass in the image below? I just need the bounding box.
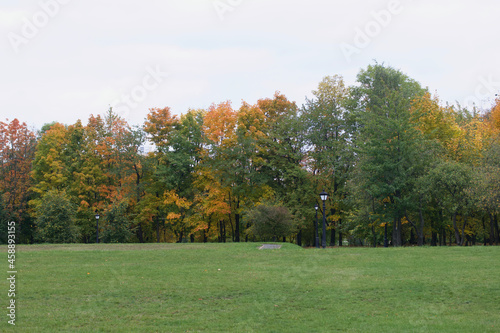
[1,243,499,332]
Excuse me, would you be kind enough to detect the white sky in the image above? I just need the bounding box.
[1,0,500,130]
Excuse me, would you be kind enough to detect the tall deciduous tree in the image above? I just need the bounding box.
[143,107,178,151]
[200,101,237,241]
[0,119,37,243]
[303,76,356,246]
[31,122,70,195]
[473,141,500,245]
[144,107,204,242]
[255,93,313,243]
[354,63,426,246]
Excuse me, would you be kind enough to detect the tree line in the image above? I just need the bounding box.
[1,63,499,246]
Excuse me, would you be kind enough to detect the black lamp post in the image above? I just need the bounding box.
[320,190,328,248]
[384,222,388,248]
[314,204,319,249]
[95,211,100,244]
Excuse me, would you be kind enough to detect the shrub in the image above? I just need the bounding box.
[100,201,133,243]
[246,204,295,241]
[34,190,80,243]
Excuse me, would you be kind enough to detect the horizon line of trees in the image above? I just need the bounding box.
[1,62,499,246]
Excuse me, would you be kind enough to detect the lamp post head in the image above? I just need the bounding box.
[95,212,100,220]
[314,203,319,211]
[320,190,329,202]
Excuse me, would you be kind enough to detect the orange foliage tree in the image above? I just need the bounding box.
[0,119,37,242]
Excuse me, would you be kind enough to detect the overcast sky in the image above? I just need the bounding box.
[2,0,499,130]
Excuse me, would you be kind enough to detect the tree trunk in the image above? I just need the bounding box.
[330,227,335,247]
[235,213,240,242]
[489,213,495,246]
[482,215,488,245]
[371,225,377,248]
[461,215,468,246]
[235,199,240,242]
[384,223,389,247]
[418,198,425,246]
[137,223,144,243]
[452,212,461,246]
[392,216,402,247]
[431,219,437,246]
[223,221,226,243]
[218,221,222,243]
[397,217,402,246]
[338,219,343,246]
[204,218,211,243]
[392,217,397,246]
[156,216,160,243]
[439,209,445,246]
[494,214,499,245]
[406,212,423,247]
[228,213,234,242]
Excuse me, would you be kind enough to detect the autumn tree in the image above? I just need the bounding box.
[30,122,70,194]
[30,122,74,240]
[226,102,268,242]
[0,119,37,243]
[143,107,178,151]
[7,62,500,246]
[257,93,311,243]
[144,107,203,242]
[30,108,144,243]
[199,101,237,242]
[473,112,500,245]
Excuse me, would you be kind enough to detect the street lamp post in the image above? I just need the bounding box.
[95,211,100,244]
[320,190,328,249]
[314,204,319,249]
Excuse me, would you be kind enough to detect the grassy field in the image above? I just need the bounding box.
[1,243,499,332]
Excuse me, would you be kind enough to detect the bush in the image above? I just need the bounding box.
[34,190,80,243]
[100,201,133,243]
[246,204,295,241]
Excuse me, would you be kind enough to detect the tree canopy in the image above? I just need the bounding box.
[1,63,499,246]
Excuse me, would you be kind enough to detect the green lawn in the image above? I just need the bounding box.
[1,243,499,332]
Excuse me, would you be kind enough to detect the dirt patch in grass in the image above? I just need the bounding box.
[259,244,282,250]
